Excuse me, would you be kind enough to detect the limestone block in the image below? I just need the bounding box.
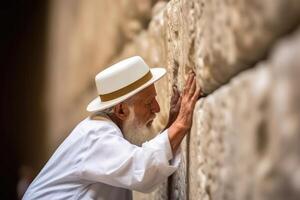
[162,0,300,93]
[169,138,188,200]
[133,180,168,200]
[189,64,272,200]
[189,28,300,200]
[254,27,300,200]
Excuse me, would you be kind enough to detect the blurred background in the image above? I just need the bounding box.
[1,1,48,199]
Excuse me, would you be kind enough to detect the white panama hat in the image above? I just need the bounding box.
[87,56,166,112]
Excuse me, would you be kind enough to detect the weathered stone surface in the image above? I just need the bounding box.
[119,0,300,92]
[169,139,188,200]
[117,0,300,148]
[164,0,300,93]
[189,64,272,200]
[256,29,300,200]
[133,181,168,200]
[128,0,300,198]
[188,28,300,200]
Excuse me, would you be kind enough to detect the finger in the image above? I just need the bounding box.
[176,96,182,109]
[187,72,195,86]
[184,77,193,96]
[184,73,193,93]
[173,85,180,98]
[192,86,201,101]
[170,88,174,104]
[171,86,175,98]
[171,86,179,103]
[189,77,196,96]
[171,85,177,97]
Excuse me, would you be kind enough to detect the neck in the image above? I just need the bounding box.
[107,113,123,131]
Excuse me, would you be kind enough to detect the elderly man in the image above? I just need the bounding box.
[23,56,202,200]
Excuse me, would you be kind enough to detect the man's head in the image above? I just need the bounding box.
[109,84,160,146]
[87,56,166,145]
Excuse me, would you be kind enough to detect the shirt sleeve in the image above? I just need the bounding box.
[79,124,181,193]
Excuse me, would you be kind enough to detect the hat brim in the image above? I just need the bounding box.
[86,67,166,112]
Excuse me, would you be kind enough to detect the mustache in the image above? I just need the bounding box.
[147,114,156,123]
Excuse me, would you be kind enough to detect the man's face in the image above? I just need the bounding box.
[131,84,160,127]
[122,84,160,146]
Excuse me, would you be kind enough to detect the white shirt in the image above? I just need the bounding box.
[23,115,181,200]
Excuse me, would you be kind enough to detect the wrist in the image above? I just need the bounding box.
[167,121,188,153]
[169,121,189,134]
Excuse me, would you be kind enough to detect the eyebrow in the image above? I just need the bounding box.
[145,93,156,102]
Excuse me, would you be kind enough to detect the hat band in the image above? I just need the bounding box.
[99,71,153,102]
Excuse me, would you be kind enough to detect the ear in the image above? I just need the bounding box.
[113,103,130,120]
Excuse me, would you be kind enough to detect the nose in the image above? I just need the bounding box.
[151,99,160,113]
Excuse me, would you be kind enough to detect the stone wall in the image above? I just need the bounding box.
[44,0,300,199]
[125,0,300,199]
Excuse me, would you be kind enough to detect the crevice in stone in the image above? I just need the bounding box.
[215,24,300,96]
[256,120,268,157]
[172,59,180,85]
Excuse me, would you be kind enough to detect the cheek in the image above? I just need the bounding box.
[135,105,152,123]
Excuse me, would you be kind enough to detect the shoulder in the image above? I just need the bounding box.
[77,116,123,138]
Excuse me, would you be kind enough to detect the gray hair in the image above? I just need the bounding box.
[101,106,114,114]
[96,95,136,115]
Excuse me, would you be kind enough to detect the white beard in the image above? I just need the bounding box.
[122,107,156,146]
